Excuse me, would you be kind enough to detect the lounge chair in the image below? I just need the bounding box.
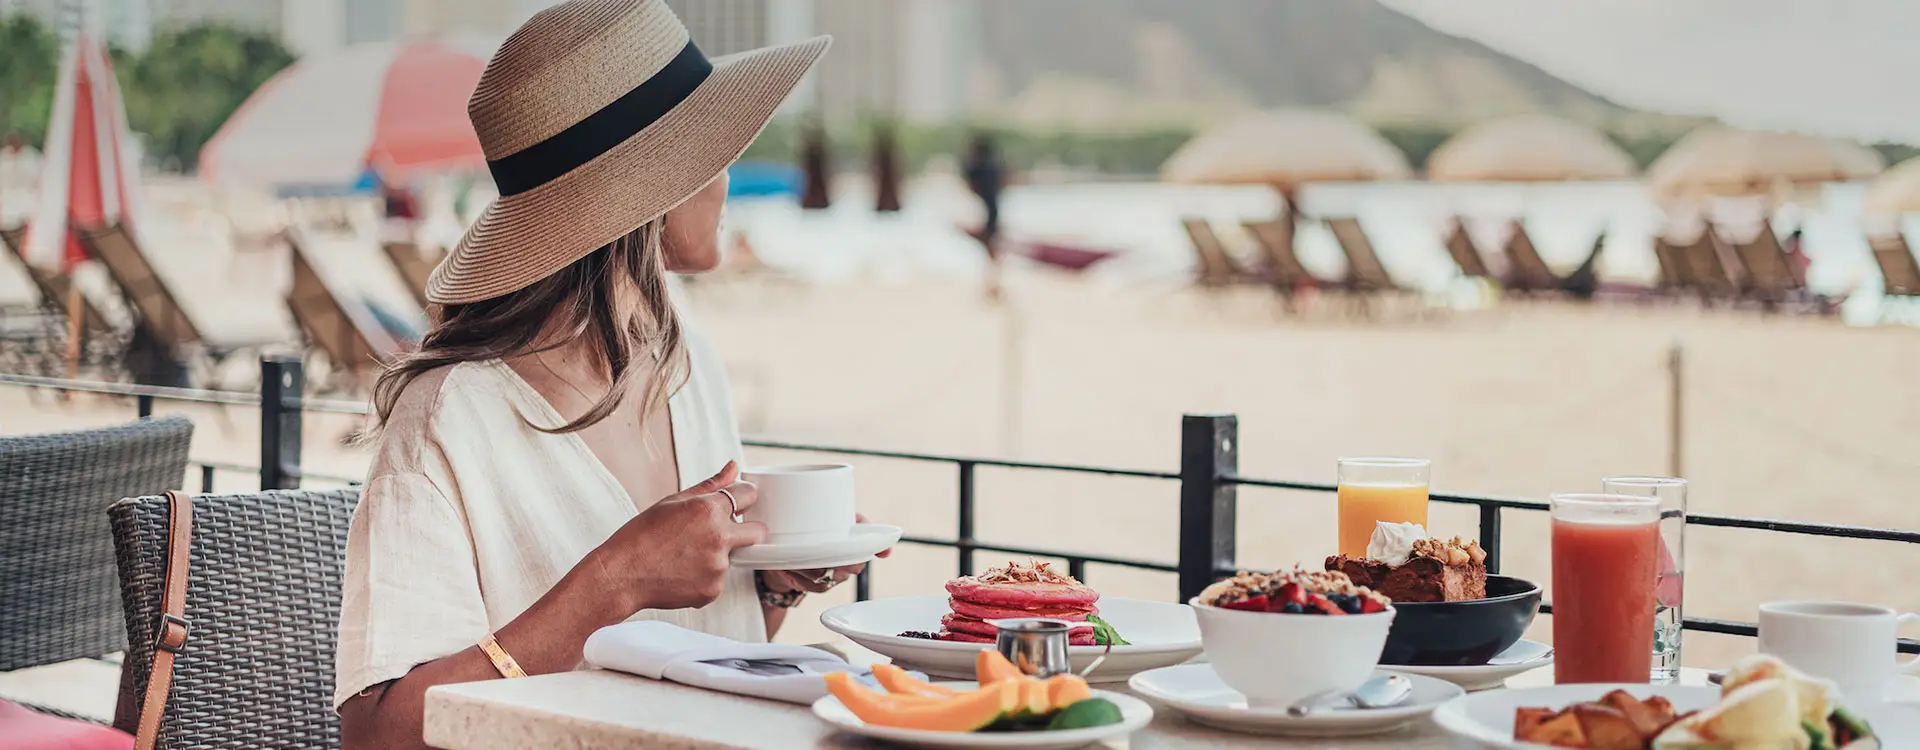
[285,232,404,386]
[1240,218,1319,291]
[1181,217,1251,288]
[0,224,109,332]
[76,223,221,385]
[1680,227,1741,303]
[1869,233,1920,298]
[1441,218,1493,280]
[1324,217,1400,293]
[1652,236,1697,295]
[381,241,444,310]
[1730,227,1802,308]
[1500,220,1562,294]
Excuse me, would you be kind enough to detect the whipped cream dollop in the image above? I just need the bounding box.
[1366,521,1428,566]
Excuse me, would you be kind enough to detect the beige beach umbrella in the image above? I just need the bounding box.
[1162,108,1412,187]
[1863,158,1920,215]
[1646,126,1885,201]
[1427,115,1636,182]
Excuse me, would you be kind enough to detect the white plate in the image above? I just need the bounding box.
[1387,639,1554,692]
[819,596,1201,683]
[812,686,1152,749]
[1128,664,1463,738]
[1432,683,1719,748]
[730,524,902,571]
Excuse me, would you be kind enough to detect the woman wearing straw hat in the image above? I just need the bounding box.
[335,2,850,744]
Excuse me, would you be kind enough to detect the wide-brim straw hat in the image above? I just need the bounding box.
[427,0,829,305]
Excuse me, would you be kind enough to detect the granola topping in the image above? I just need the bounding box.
[1410,536,1488,566]
[1198,566,1391,615]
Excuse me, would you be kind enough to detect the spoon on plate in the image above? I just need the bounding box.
[1285,674,1413,717]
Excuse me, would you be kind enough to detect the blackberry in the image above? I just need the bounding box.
[897,630,939,640]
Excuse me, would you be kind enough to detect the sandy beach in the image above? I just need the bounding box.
[3,270,1916,672]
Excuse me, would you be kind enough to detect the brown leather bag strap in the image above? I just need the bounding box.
[134,490,193,750]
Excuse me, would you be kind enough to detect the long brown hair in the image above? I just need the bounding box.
[372,222,686,433]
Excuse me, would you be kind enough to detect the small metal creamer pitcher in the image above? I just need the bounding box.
[991,618,1073,678]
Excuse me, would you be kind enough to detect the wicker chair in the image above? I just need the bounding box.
[0,416,193,714]
[111,487,359,749]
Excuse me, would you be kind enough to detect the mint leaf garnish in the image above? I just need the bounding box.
[1087,614,1129,646]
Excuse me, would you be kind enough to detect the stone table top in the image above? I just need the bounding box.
[421,634,1724,750]
[423,668,1476,750]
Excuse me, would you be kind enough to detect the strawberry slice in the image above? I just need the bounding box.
[1307,594,1345,615]
[1274,582,1310,609]
[1358,597,1388,614]
[1219,595,1268,612]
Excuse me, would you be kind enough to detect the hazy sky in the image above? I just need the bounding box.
[1381,0,1918,143]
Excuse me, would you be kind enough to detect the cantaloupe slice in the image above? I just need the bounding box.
[824,673,945,709]
[1016,677,1051,717]
[975,649,1025,685]
[872,664,959,698]
[1044,674,1092,709]
[826,673,1021,732]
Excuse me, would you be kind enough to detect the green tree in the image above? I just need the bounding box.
[0,14,60,146]
[117,24,294,171]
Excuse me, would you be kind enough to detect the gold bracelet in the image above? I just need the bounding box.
[478,633,528,679]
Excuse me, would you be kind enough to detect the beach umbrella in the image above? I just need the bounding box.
[23,31,142,271]
[1427,115,1636,182]
[1863,158,1920,215]
[199,37,493,189]
[1162,108,1412,188]
[1646,126,1885,201]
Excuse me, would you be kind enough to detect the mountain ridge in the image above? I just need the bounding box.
[970,0,1694,133]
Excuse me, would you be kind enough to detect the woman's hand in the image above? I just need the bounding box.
[590,461,767,614]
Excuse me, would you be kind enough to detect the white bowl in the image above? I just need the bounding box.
[1188,597,1396,708]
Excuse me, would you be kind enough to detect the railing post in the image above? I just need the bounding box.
[259,355,304,490]
[136,394,153,419]
[1478,505,1502,574]
[1178,414,1237,601]
[956,461,977,577]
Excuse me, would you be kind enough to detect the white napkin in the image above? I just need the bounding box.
[583,621,894,705]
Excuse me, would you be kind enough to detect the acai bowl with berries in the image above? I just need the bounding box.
[1190,568,1397,707]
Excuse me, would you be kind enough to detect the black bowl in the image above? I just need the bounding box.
[1378,575,1541,666]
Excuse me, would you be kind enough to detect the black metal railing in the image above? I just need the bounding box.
[4,355,1914,653]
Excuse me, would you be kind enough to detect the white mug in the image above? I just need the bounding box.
[1757,600,1920,701]
[740,464,857,545]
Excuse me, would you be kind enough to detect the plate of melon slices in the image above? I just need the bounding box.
[813,651,1154,749]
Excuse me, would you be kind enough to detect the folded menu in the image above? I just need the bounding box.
[582,621,901,705]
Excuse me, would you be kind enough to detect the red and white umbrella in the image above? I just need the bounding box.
[200,37,495,189]
[24,31,142,270]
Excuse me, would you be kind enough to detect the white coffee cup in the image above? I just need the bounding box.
[740,464,857,545]
[1758,600,1920,702]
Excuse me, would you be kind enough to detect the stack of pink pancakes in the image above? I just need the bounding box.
[936,562,1101,645]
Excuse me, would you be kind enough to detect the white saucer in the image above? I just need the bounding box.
[1386,639,1554,691]
[812,686,1152,749]
[1128,664,1463,738]
[729,524,902,571]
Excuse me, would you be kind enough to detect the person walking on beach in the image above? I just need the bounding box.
[873,122,902,213]
[964,133,1006,299]
[334,4,873,747]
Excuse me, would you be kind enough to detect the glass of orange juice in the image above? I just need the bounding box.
[1336,457,1431,558]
